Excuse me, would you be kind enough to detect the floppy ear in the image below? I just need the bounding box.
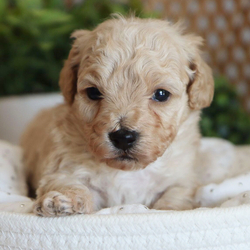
[186,40,214,110]
[59,30,90,105]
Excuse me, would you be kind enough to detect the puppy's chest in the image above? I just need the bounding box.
[88,166,172,209]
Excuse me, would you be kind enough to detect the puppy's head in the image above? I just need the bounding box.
[59,16,214,170]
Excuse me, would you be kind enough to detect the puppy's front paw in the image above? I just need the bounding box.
[34,189,93,217]
[152,187,195,211]
[152,200,193,211]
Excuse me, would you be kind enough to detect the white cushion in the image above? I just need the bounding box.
[0,93,63,144]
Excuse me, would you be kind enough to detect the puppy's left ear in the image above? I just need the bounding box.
[186,38,214,110]
[59,30,90,105]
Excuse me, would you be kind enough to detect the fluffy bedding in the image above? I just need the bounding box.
[1,139,250,249]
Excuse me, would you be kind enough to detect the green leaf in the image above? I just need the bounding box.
[0,0,7,20]
[38,41,54,51]
[32,9,73,26]
[17,0,43,10]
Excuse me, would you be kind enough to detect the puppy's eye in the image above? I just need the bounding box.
[86,87,102,100]
[152,89,170,102]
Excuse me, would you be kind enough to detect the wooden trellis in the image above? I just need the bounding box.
[143,0,250,111]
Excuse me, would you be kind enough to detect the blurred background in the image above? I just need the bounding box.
[0,0,250,144]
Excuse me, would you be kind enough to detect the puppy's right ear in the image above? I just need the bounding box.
[59,30,90,105]
[184,35,214,110]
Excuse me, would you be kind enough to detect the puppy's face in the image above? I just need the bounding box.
[59,17,214,170]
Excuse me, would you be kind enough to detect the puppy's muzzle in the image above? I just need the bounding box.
[109,129,139,151]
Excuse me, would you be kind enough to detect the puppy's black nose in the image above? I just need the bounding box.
[109,129,138,151]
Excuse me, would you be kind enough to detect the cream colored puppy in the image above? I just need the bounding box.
[21,16,214,216]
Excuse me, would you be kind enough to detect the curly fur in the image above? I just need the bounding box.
[20,16,214,216]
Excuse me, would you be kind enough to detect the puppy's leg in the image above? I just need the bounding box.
[34,175,93,217]
[152,186,195,210]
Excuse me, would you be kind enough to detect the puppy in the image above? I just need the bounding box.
[20,16,214,217]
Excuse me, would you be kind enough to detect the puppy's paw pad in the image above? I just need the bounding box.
[34,191,73,217]
[34,190,93,217]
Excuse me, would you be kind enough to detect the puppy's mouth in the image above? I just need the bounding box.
[116,154,137,162]
[104,152,139,170]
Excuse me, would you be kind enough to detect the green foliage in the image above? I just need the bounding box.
[0,0,152,96]
[200,77,250,145]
